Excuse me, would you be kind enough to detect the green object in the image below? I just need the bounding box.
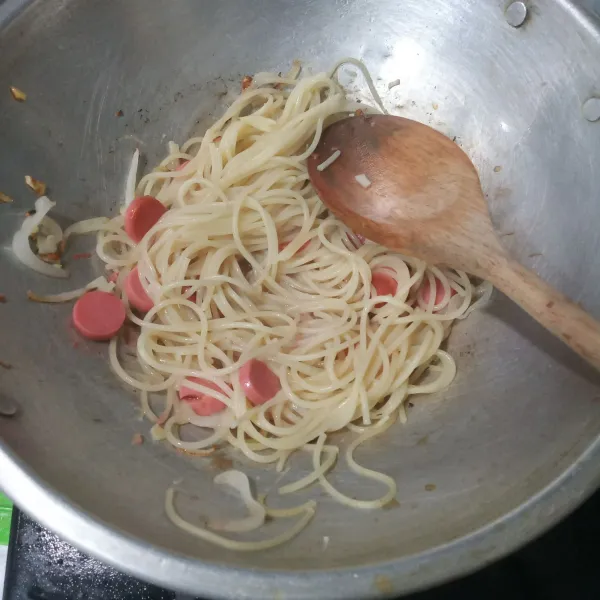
[0,492,12,545]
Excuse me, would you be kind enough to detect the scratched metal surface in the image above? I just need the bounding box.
[0,0,599,599]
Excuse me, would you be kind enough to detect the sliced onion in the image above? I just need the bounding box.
[35,215,64,254]
[36,234,60,254]
[208,470,266,533]
[12,196,69,278]
[125,148,140,208]
[165,487,315,551]
[27,276,114,303]
[63,217,110,242]
[40,215,64,240]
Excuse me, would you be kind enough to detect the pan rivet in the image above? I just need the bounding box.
[582,98,600,122]
[505,2,527,27]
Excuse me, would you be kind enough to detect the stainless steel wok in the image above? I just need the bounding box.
[1,0,600,598]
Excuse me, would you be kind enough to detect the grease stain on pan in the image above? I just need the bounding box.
[373,574,394,595]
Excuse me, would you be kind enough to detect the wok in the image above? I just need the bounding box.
[1,0,600,598]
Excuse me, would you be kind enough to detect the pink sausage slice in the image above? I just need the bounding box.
[124,196,167,243]
[371,269,398,308]
[73,291,126,341]
[125,267,153,313]
[179,377,227,416]
[421,277,457,306]
[239,359,281,405]
[175,160,190,171]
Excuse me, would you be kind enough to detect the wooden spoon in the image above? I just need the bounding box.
[307,114,600,369]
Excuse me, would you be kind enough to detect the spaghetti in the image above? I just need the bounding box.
[39,61,491,548]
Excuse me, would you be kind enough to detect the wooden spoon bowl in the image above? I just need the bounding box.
[308,114,600,369]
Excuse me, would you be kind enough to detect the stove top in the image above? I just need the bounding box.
[3,490,599,600]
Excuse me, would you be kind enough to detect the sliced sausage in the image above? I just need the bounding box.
[73,291,126,341]
[125,267,153,313]
[179,377,227,416]
[421,276,457,307]
[124,196,167,243]
[239,359,281,405]
[371,269,398,308]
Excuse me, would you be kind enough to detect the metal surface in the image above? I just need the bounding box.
[1,0,600,598]
[582,97,600,121]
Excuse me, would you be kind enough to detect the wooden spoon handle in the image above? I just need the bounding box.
[488,258,600,369]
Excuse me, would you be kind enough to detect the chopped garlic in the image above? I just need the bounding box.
[354,174,372,188]
[10,86,27,102]
[25,175,47,196]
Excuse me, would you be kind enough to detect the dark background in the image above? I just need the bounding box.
[3,489,599,600]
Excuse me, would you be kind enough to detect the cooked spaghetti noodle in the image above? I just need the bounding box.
[64,61,490,548]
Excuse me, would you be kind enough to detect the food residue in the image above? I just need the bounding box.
[176,447,216,457]
[0,294,6,303]
[115,109,124,117]
[0,360,12,370]
[10,86,27,102]
[0,192,13,204]
[211,453,234,471]
[131,433,144,446]
[432,102,439,110]
[73,252,92,260]
[39,252,62,263]
[24,175,47,196]
[354,173,372,188]
[241,75,253,91]
[374,575,393,595]
[424,483,436,492]
[494,165,503,173]
[387,79,401,90]
[150,423,167,441]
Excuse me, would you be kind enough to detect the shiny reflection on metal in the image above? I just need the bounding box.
[0,401,17,417]
[582,97,600,121]
[505,1,528,27]
[1,0,600,599]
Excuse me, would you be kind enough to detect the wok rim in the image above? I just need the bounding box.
[2,0,600,596]
[1,434,598,599]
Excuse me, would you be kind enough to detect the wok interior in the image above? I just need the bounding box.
[1,0,600,581]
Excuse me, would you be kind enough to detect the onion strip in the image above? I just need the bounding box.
[208,470,266,533]
[165,487,315,551]
[12,196,69,278]
[125,148,140,208]
[27,276,114,303]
